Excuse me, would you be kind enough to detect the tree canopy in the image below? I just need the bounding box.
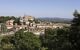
[69,10,80,50]
[40,27,71,50]
[0,29,41,50]
[0,16,16,23]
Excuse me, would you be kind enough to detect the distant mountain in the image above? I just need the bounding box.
[37,17,72,24]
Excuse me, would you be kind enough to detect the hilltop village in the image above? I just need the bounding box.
[0,15,70,35]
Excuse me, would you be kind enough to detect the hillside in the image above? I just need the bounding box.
[37,17,72,24]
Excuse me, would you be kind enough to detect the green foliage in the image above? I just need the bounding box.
[0,29,41,50]
[0,36,15,50]
[40,28,71,50]
[13,18,21,25]
[1,23,7,33]
[0,16,16,23]
[13,29,41,50]
[69,10,80,50]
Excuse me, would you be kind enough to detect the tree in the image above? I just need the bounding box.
[41,27,70,50]
[1,23,7,34]
[0,36,15,50]
[12,29,41,50]
[13,18,21,25]
[69,10,80,50]
[0,16,16,23]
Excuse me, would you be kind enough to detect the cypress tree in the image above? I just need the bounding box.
[70,10,80,50]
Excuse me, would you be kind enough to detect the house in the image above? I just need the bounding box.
[23,15,34,21]
[6,19,14,29]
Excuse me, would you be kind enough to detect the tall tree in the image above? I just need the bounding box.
[69,10,80,50]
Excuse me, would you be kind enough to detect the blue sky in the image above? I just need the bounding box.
[0,0,80,18]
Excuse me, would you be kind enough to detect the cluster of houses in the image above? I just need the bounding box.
[0,15,70,35]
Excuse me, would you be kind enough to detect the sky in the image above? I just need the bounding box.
[0,0,80,18]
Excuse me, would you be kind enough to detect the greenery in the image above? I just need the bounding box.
[13,17,21,25]
[69,10,80,50]
[40,27,71,50]
[0,36,15,50]
[0,16,16,23]
[13,29,41,50]
[1,23,7,33]
[0,29,41,50]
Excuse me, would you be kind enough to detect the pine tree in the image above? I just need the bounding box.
[70,10,80,50]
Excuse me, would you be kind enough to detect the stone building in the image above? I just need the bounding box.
[6,19,14,29]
